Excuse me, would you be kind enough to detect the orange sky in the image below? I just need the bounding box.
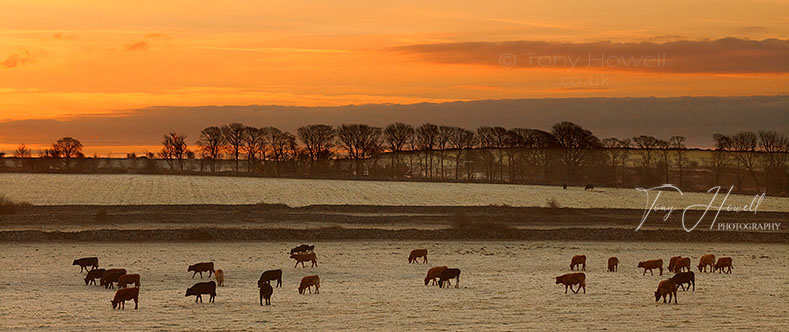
[0,0,787,123]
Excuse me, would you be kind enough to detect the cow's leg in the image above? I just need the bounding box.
[208,270,213,278]
[565,285,568,294]
[642,269,646,276]
[582,284,586,294]
[455,276,459,289]
[659,267,663,276]
[192,271,197,278]
[134,298,138,310]
[424,256,428,264]
[582,263,586,271]
[294,261,299,268]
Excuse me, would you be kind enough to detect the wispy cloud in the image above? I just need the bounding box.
[2,50,32,68]
[198,46,349,54]
[123,41,150,51]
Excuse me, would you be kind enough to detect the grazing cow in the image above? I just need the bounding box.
[188,262,215,278]
[675,257,691,272]
[638,259,663,276]
[555,273,586,294]
[185,281,216,303]
[584,184,594,190]
[100,269,127,289]
[438,268,461,289]
[562,184,568,190]
[118,274,140,288]
[298,275,320,294]
[84,268,106,285]
[425,266,448,286]
[714,257,733,274]
[671,271,695,291]
[570,255,586,271]
[408,249,428,264]
[668,256,682,272]
[607,257,619,272]
[72,257,99,273]
[215,269,225,287]
[290,244,315,254]
[111,287,139,310]
[260,282,273,306]
[290,252,318,268]
[654,279,678,303]
[258,269,283,288]
[698,254,715,272]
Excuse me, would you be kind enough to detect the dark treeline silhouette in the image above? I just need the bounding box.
[1,122,787,195]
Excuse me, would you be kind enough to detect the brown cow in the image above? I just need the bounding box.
[638,259,663,276]
[215,269,225,287]
[607,257,619,272]
[409,249,428,264]
[425,266,448,286]
[555,273,586,294]
[698,254,715,272]
[671,271,695,291]
[111,287,139,310]
[73,257,99,273]
[654,279,678,303]
[100,269,127,289]
[188,262,215,278]
[258,269,283,288]
[260,282,273,305]
[438,268,461,289]
[290,252,318,268]
[186,281,216,303]
[298,275,320,294]
[84,268,106,285]
[674,257,691,272]
[570,255,586,271]
[118,274,140,288]
[714,257,733,274]
[668,256,681,272]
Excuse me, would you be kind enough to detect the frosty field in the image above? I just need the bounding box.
[1,173,787,211]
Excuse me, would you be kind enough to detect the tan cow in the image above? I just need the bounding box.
[668,256,682,272]
[638,259,663,276]
[409,249,428,264]
[714,257,733,274]
[425,266,448,286]
[570,255,586,271]
[654,279,678,303]
[290,252,318,268]
[215,269,225,287]
[298,275,320,294]
[698,254,715,272]
[555,273,586,294]
[674,257,691,272]
[607,257,619,272]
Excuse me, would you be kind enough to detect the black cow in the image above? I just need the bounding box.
[290,244,315,254]
[671,271,695,291]
[186,281,216,303]
[72,257,99,273]
[84,268,106,285]
[438,268,461,289]
[258,269,283,288]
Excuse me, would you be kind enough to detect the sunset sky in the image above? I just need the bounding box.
[0,0,787,152]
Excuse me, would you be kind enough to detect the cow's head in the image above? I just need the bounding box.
[654,291,661,302]
[637,262,644,268]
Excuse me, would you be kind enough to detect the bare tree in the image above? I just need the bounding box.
[758,130,789,194]
[416,123,439,178]
[242,126,266,172]
[14,144,31,158]
[160,132,189,170]
[297,124,335,173]
[383,122,414,168]
[731,131,761,192]
[268,128,296,175]
[551,122,600,182]
[617,138,632,186]
[52,137,84,169]
[657,139,670,183]
[670,136,687,187]
[632,135,659,185]
[476,127,497,181]
[436,126,454,179]
[706,134,731,186]
[196,126,224,173]
[221,123,246,172]
[602,138,624,186]
[337,124,382,176]
[449,127,475,180]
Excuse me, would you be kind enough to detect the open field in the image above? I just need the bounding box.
[2,174,787,211]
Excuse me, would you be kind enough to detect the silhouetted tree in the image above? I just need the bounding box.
[416,123,439,178]
[242,126,266,172]
[731,131,760,192]
[160,132,189,170]
[706,134,731,185]
[449,127,475,180]
[670,136,687,187]
[52,137,84,169]
[657,139,670,183]
[221,123,246,172]
[298,124,335,173]
[758,130,789,194]
[196,126,224,173]
[383,122,414,168]
[632,135,659,185]
[337,124,382,176]
[551,122,600,182]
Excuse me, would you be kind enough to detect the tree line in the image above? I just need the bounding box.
[2,121,787,194]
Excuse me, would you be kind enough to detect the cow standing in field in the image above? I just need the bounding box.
[409,249,428,264]
[714,257,733,274]
[111,287,139,310]
[638,259,663,276]
[118,274,140,288]
[290,244,315,254]
[674,257,691,272]
[215,269,225,287]
[438,268,461,289]
[698,254,715,272]
[186,281,216,303]
[671,271,695,291]
[654,279,678,303]
[188,262,215,278]
[260,282,273,305]
[570,255,586,271]
[84,268,106,285]
[555,273,586,294]
[668,256,681,273]
[72,257,99,273]
[259,269,283,288]
[607,257,619,272]
[298,275,320,294]
[290,252,318,268]
[584,184,594,190]
[425,266,448,286]
[100,269,127,289]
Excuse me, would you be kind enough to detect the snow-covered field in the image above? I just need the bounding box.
[2,174,787,211]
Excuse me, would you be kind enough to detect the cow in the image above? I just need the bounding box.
[698,254,715,272]
[438,268,461,289]
[714,257,733,274]
[298,275,320,294]
[668,256,682,272]
[258,269,283,288]
[100,269,127,289]
[675,257,691,272]
[408,249,428,264]
[584,184,594,190]
[607,257,619,272]
[186,281,216,303]
[290,252,317,268]
[290,244,315,254]
[555,273,586,294]
[111,287,139,310]
[72,257,99,273]
[654,279,678,303]
[215,269,225,287]
[570,255,586,271]
[671,271,695,291]
[260,282,273,306]
[118,274,140,288]
[638,259,663,276]
[188,262,215,278]
[84,268,106,285]
[425,266,448,286]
